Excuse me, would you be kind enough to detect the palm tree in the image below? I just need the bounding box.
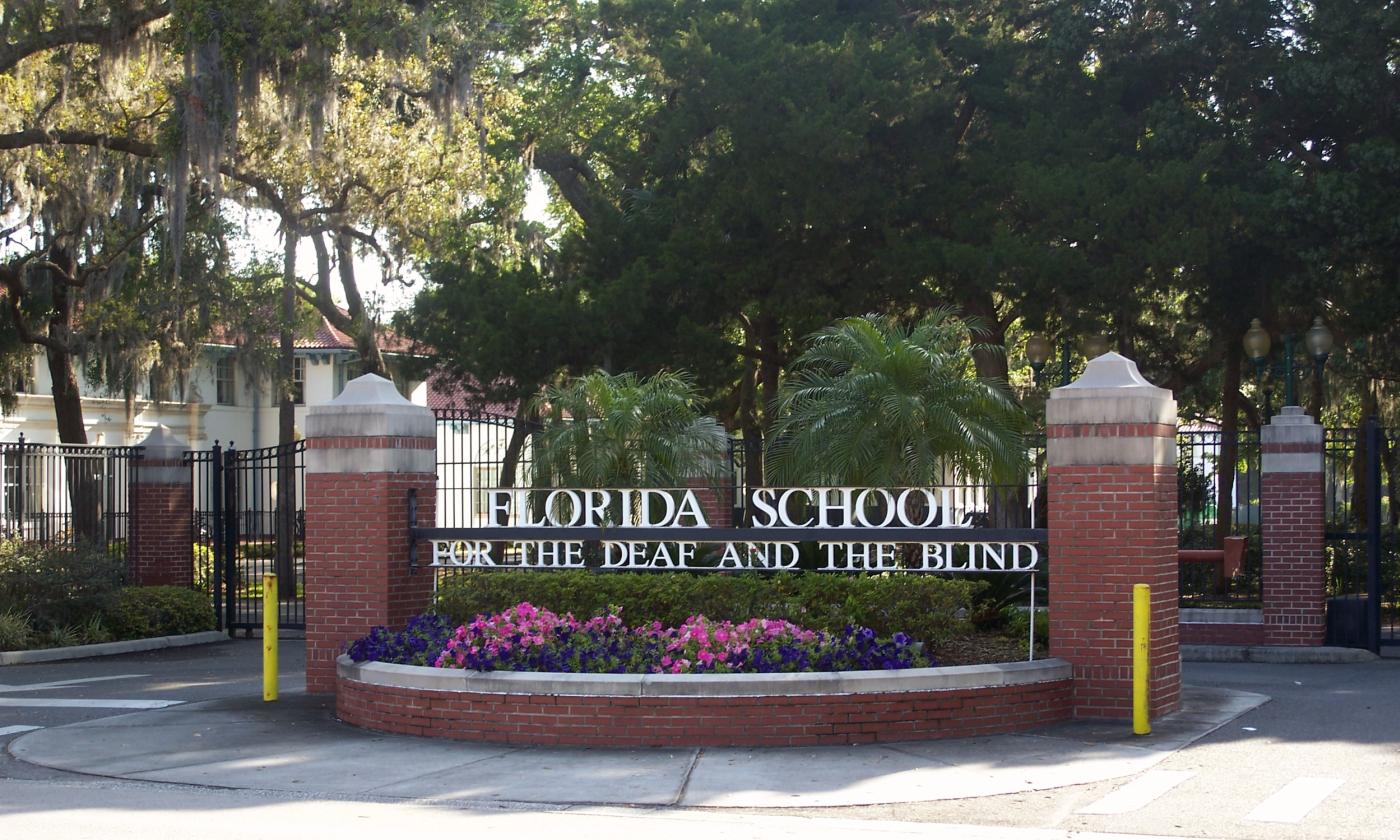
[530,370,730,488]
[766,310,1029,486]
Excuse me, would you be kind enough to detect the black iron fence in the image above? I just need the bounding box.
[1322,425,1397,648]
[1176,429,1262,606]
[0,434,140,556]
[187,440,306,632]
[431,410,1047,587]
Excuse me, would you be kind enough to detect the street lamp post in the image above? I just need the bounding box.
[1242,317,1334,419]
[1025,332,1110,388]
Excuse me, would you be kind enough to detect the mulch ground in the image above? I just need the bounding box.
[932,633,1048,666]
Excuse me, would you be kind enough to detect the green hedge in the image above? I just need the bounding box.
[105,586,217,640]
[434,571,985,647]
[0,540,125,632]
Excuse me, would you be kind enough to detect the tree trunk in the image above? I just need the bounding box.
[45,247,107,545]
[498,403,537,493]
[756,313,781,440]
[45,247,87,446]
[308,232,387,381]
[1351,380,1378,529]
[275,228,297,586]
[336,233,387,378]
[1215,340,1242,546]
[957,288,1011,384]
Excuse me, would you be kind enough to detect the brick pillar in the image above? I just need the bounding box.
[304,374,437,693]
[1260,406,1325,646]
[128,426,193,587]
[1047,353,1180,720]
[685,477,734,528]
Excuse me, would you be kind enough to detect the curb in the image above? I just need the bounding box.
[1182,644,1378,664]
[0,630,230,665]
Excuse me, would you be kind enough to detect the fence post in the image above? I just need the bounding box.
[127,426,194,587]
[1046,352,1180,720]
[1260,406,1325,646]
[15,432,25,532]
[303,374,436,694]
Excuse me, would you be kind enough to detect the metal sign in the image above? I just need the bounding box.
[409,486,1045,574]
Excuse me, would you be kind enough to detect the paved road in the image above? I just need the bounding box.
[2,640,1398,839]
[801,657,1400,840]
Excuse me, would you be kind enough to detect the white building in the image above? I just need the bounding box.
[0,315,428,449]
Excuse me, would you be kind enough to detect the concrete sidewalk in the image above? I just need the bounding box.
[7,685,1267,808]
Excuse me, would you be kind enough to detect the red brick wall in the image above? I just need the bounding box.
[1180,622,1266,646]
[128,465,193,588]
[1261,465,1325,645]
[1047,460,1180,719]
[684,477,734,528]
[305,471,436,693]
[337,677,1073,747]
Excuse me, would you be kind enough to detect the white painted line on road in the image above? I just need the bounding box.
[0,698,184,710]
[1245,777,1344,823]
[0,674,150,693]
[0,725,42,737]
[1077,770,1196,815]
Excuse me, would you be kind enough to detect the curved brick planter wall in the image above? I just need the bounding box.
[336,656,1073,747]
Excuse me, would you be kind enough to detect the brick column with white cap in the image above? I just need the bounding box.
[303,374,437,693]
[1260,406,1326,645]
[128,425,194,587]
[1046,353,1181,719]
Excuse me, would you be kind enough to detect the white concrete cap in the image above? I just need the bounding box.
[1046,353,1177,466]
[138,424,187,455]
[1059,352,1158,390]
[135,425,191,483]
[1261,406,1323,472]
[305,374,435,473]
[305,373,435,440]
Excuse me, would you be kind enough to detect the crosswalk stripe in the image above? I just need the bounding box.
[0,698,183,710]
[0,674,148,693]
[0,724,43,737]
[1244,777,1344,823]
[1077,770,1196,815]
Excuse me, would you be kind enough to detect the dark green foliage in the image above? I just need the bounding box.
[768,311,1030,485]
[434,570,985,648]
[531,370,730,487]
[105,587,217,641]
[0,540,125,633]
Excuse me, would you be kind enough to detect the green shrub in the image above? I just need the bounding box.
[193,543,215,592]
[0,539,125,633]
[434,571,985,647]
[40,624,83,649]
[105,586,216,640]
[0,607,33,651]
[80,613,113,645]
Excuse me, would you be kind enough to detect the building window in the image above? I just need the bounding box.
[291,356,305,405]
[334,357,363,397]
[215,356,236,406]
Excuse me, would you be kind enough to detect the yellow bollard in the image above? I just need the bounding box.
[263,573,278,702]
[1132,583,1150,735]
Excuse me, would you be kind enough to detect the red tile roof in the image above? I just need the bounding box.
[208,313,418,355]
[426,371,520,416]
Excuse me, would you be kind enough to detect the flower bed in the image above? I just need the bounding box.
[347,603,928,675]
[337,603,1072,747]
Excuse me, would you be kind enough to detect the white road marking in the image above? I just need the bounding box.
[0,724,42,737]
[1077,770,1196,815]
[0,698,184,710]
[1244,777,1344,823]
[0,674,149,693]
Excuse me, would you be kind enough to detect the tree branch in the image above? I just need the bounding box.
[0,2,171,75]
[532,148,605,229]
